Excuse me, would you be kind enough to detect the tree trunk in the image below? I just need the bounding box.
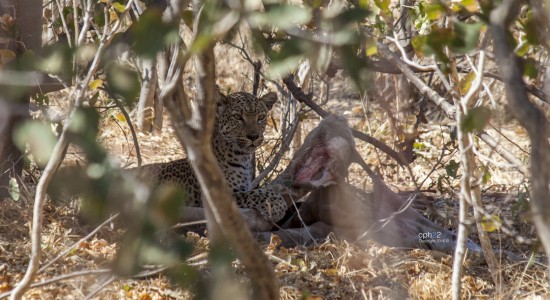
[490,0,550,279]
[136,57,157,133]
[0,0,38,200]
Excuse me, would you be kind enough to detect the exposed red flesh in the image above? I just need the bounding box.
[294,145,331,184]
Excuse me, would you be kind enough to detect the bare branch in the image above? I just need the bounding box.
[282,75,414,165]
[111,96,142,167]
[252,114,301,188]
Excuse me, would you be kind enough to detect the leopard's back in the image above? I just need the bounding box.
[129,159,202,206]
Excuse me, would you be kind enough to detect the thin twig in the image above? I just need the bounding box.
[252,61,261,96]
[477,131,527,175]
[83,275,116,300]
[54,0,73,48]
[38,214,119,274]
[0,270,112,299]
[252,116,300,188]
[111,95,142,167]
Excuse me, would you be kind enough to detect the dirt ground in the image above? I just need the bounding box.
[1,41,548,299]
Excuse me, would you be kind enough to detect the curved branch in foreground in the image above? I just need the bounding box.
[282,75,413,165]
[490,0,550,275]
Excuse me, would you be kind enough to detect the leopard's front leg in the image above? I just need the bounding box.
[234,188,288,225]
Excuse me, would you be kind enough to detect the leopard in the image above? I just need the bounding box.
[130,91,288,224]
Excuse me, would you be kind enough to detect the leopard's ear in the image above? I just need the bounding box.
[260,92,277,110]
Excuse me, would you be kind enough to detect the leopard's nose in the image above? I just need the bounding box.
[247,133,260,141]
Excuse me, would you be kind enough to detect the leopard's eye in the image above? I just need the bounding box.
[258,114,266,121]
[233,113,242,120]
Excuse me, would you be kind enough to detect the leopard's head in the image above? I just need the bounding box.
[215,91,277,153]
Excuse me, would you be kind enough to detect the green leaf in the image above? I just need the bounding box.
[94,3,106,27]
[68,108,104,163]
[332,7,370,27]
[515,41,530,57]
[411,35,430,57]
[303,0,324,9]
[249,5,311,30]
[481,215,502,232]
[189,34,214,54]
[413,142,426,150]
[34,42,74,80]
[112,2,126,13]
[315,43,332,73]
[523,11,539,45]
[459,0,480,13]
[9,177,20,201]
[424,2,446,20]
[373,0,390,15]
[461,106,492,133]
[267,39,315,77]
[76,43,98,68]
[338,46,370,92]
[358,0,369,9]
[426,26,452,64]
[105,63,140,104]
[459,72,476,95]
[130,9,180,58]
[365,37,377,56]
[268,56,303,77]
[167,264,207,297]
[182,9,194,28]
[450,21,482,54]
[14,121,57,168]
[445,160,460,178]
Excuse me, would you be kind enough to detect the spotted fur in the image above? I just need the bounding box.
[131,91,287,223]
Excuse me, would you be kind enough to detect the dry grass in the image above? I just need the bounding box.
[1,41,549,299]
